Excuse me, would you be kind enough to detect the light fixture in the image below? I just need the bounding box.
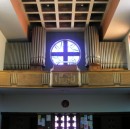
[47,4,50,7]
[81,4,84,7]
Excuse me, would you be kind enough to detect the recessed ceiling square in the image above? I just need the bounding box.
[59,14,71,20]
[74,22,86,27]
[30,22,42,27]
[94,0,109,1]
[92,3,107,11]
[40,0,54,1]
[60,22,71,27]
[22,0,36,2]
[28,14,40,21]
[90,13,103,20]
[24,4,38,12]
[43,14,56,20]
[41,4,55,12]
[89,22,100,26]
[59,4,72,12]
[76,0,90,1]
[76,4,89,11]
[58,0,72,1]
[75,13,87,20]
[45,22,56,28]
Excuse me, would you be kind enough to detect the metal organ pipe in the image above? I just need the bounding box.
[4,27,46,70]
[84,26,127,69]
[100,42,127,69]
[84,26,100,65]
[31,27,46,66]
[4,42,31,70]
[4,26,127,70]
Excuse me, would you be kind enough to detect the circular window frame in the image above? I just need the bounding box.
[50,39,81,65]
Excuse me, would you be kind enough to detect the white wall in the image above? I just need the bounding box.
[1,93,130,113]
[0,30,6,70]
[124,31,130,70]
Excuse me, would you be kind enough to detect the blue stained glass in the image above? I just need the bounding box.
[50,39,81,65]
[51,56,63,65]
[68,56,80,65]
[52,41,63,52]
[68,41,79,52]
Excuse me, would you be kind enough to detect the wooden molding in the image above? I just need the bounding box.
[0,70,130,88]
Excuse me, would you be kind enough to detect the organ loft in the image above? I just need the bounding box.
[0,26,128,88]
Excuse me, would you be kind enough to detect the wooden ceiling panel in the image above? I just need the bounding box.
[21,0,110,30]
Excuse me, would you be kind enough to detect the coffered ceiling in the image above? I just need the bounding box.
[21,0,109,30]
[0,0,130,41]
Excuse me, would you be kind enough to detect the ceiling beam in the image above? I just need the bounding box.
[101,0,120,40]
[10,0,29,39]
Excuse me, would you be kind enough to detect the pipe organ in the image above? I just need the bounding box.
[84,26,100,65]
[31,27,46,66]
[4,26,127,70]
[84,26,127,69]
[4,42,31,70]
[4,27,46,70]
[100,42,127,69]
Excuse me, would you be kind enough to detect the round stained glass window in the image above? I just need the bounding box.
[50,39,81,65]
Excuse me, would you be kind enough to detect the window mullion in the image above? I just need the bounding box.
[64,40,68,64]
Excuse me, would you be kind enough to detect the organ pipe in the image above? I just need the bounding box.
[31,27,46,66]
[100,42,127,69]
[4,26,127,70]
[84,26,100,65]
[4,27,46,70]
[4,42,31,70]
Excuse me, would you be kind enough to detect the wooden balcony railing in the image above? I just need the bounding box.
[0,70,130,88]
